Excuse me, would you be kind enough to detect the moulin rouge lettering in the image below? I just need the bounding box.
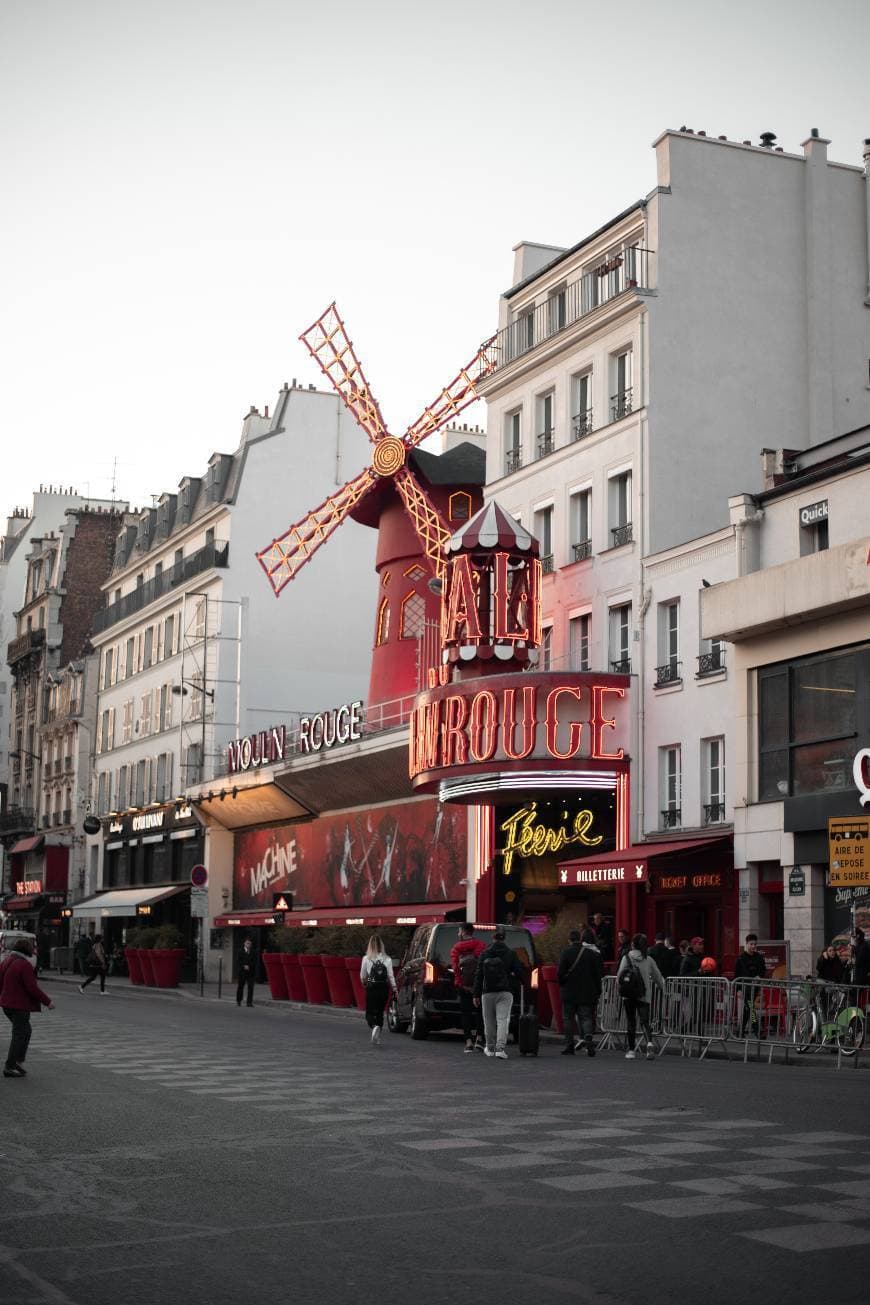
[228,725,286,774]
[499,802,602,876]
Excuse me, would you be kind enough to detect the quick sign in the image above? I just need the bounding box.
[828,816,870,885]
[799,500,828,528]
[299,702,363,754]
[228,725,286,774]
[855,749,870,807]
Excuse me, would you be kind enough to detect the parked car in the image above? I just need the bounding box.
[0,930,39,972]
[388,922,536,1040]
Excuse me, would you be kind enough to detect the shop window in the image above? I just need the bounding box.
[375,597,390,646]
[400,592,426,640]
[448,492,471,522]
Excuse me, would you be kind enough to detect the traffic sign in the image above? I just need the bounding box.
[272,892,293,914]
[190,886,209,918]
[828,816,870,885]
[191,864,208,888]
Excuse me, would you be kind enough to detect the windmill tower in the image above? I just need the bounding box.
[256,304,495,707]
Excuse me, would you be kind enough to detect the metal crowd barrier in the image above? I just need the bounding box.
[593,974,870,1070]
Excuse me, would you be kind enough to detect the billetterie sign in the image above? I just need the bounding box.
[409,671,630,792]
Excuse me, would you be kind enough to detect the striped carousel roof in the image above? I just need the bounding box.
[446,499,537,555]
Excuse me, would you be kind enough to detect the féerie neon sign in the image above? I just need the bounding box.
[499,802,602,876]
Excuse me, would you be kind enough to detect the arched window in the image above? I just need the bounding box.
[400,592,426,640]
[375,597,390,646]
[449,492,472,522]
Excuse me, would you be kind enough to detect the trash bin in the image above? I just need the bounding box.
[51,946,72,973]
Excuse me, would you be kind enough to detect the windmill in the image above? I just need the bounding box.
[256,303,496,596]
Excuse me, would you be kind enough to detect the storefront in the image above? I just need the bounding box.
[1,836,69,964]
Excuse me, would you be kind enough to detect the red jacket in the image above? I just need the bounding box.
[450,938,486,990]
[0,954,52,1012]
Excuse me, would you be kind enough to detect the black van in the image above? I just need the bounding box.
[388,922,536,1040]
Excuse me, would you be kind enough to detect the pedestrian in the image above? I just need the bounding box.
[450,923,486,1053]
[590,912,613,962]
[0,937,54,1078]
[816,942,845,984]
[733,932,766,1034]
[617,932,665,1060]
[616,929,631,963]
[557,928,603,1056]
[79,934,109,995]
[679,936,704,977]
[678,938,690,962]
[236,937,257,1007]
[473,924,524,1060]
[73,931,93,977]
[360,933,397,1046]
[660,935,680,979]
[649,932,669,974]
[851,928,870,990]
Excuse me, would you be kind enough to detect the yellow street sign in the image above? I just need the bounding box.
[828,816,870,885]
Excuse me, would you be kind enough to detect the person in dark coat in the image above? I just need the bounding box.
[616,929,631,963]
[236,937,257,1007]
[557,928,603,1056]
[0,937,54,1077]
[851,929,870,990]
[816,943,846,984]
[590,912,613,962]
[679,936,704,977]
[79,934,108,994]
[659,936,680,979]
[649,933,669,974]
[73,931,93,977]
[733,933,767,1035]
[473,926,525,1059]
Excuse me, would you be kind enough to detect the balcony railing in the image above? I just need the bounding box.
[64,756,74,773]
[0,806,35,835]
[572,539,592,563]
[661,808,681,830]
[6,627,46,667]
[62,808,72,825]
[610,523,633,548]
[697,649,726,677]
[611,657,632,674]
[53,759,62,775]
[540,554,554,575]
[494,248,655,369]
[504,448,522,476]
[536,429,554,459]
[610,388,633,422]
[572,409,593,441]
[703,802,726,825]
[654,660,682,687]
[92,541,229,634]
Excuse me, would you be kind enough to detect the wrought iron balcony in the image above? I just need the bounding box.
[697,649,726,677]
[572,539,592,562]
[654,660,682,687]
[92,541,229,634]
[611,657,632,674]
[62,808,72,825]
[540,554,554,575]
[64,756,74,773]
[0,806,35,837]
[660,808,681,830]
[493,248,655,369]
[536,429,554,459]
[610,523,633,548]
[610,388,633,422]
[7,627,46,667]
[703,802,726,825]
[572,409,593,441]
[504,448,522,475]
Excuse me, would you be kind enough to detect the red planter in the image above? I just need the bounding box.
[263,952,288,1000]
[126,948,144,986]
[534,972,553,1029]
[138,949,157,986]
[150,948,185,988]
[299,953,330,1004]
[322,955,354,1007]
[541,964,563,1033]
[281,954,307,1002]
[345,956,366,1010]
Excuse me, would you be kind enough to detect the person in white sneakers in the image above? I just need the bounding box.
[360,934,397,1047]
[617,933,665,1060]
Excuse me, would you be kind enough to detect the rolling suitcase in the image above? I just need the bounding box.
[518,985,539,1057]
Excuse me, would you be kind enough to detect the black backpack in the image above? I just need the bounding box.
[482,952,509,992]
[368,958,388,986]
[457,951,480,992]
[618,958,645,1002]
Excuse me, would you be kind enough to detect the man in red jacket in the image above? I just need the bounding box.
[0,937,54,1078]
[450,923,486,1054]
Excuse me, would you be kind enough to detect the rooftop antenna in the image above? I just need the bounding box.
[110,456,119,500]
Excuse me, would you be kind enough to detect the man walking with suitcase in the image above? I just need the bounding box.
[473,926,524,1060]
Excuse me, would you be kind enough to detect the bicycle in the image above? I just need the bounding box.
[792,980,865,1057]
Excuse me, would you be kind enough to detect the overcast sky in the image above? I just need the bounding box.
[1,0,868,518]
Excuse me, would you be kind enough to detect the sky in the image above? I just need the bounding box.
[1,0,868,517]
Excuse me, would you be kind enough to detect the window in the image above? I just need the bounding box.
[540,625,553,671]
[161,683,173,731]
[547,285,566,335]
[102,647,114,690]
[569,613,590,671]
[152,689,163,735]
[193,598,206,640]
[164,614,175,658]
[703,737,726,824]
[174,548,183,577]
[121,698,133,744]
[142,626,154,669]
[185,742,202,785]
[533,505,554,574]
[156,753,168,802]
[536,391,554,458]
[609,604,631,673]
[117,765,128,811]
[154,561,163,584]
[758,651,860,800]
[98,708,114,754]
[660,746,681,828]
[97,770,111,816]
[799,502,829,556]
[655,600,681,685]
[698,634,726,677]
[608,471,632,547]
[448,492,471,522]
[611,349,633,421]
[505,410,522,475]
[205,527,215,549]
[400,592,426,640]
[125,637,134,679]
[572,372,593,440]
[375,597,390,646]
[139,691,153,738]
[134,759,146,806]
[580,266,599,315]
[569,489,591,562]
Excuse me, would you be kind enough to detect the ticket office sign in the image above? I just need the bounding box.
[828,816,870,886]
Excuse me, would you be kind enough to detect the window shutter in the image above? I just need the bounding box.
[107,707,115,751]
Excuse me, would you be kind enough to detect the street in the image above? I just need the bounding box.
[1,987,869,1304]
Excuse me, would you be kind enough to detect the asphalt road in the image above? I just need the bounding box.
[2,985,869,1305]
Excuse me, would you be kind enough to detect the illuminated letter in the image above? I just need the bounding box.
[299,718,311,753]
[469,690,498,762]
[421,700,442,771]
[591,684,625,760]
[492,551,513,640]
[442,694,469,766]
[572,808,602,847]
[270,725,286,762]
[444,554,483,646]
[336,705,350,745]
[545,686,584,760]
[503,685,536,760]
[227,740,240,773]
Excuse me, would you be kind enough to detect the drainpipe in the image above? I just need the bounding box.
[635,304,650,845]
[863,139,870,306]
[636,585,652,842]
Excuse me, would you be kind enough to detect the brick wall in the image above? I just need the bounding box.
[59,511,125,663]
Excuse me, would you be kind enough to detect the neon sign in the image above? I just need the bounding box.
[854,748,870,808]
[299,701,363,754]
[499,802,602,876]
[228,725,286,774]
[15,880,43,895]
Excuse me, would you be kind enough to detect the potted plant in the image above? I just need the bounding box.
[124,928,145,986]
[136,928,159,986]
[271,926,309,1001]
[150,924,186,988]
[262,928,289,1000]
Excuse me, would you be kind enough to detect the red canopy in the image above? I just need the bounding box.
[282,901,465,928]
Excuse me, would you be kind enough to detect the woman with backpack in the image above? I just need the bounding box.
[79,934,109,995]
[616,932,665,1061]
[450,923,486,1053]
[360,934,397,1047]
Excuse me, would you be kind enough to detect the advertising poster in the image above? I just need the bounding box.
[234,798,467,911]
[825,883,870,959]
